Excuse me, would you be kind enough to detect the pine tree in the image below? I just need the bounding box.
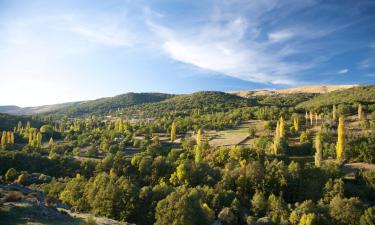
[170,122,176,143]
[315,129,322,167]
[309,112,313,126]
[49,137,54,148]
[315,113,318,126]
[305,112,309,127]
[333,105,337,120]
[336,116,345,161]
[196,129,202,146]
[358,103,363,120]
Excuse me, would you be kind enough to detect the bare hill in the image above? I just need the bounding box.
[228,84,359,97]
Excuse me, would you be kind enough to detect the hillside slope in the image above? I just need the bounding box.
[297,85,375,109]
[48,92,173,117]
[0,102,78,115]
[228,84,358,97]
[118,91,251,117]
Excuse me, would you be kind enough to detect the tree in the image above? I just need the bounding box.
[336,116,345,161]
[155,188,213,225]
[170,122,176,143]
[358,103,363,120]
[196,129,202,146]
[1,131,6,147]
[314,129,322,167]
[49,137,54,148]
[273,121,281,155]
[309,112,313,126]
[360,207,375,225]
[10,132,14,145]
[273,117,286,155]
[17,173,28,185]
[218,207,236,225]
[5,168,18,182]
[267,194,289,224]
[329,196,363,225]
[305,112,309,127]
[299,213,318,225]
[251,191,267,217]
[293,116,299,133]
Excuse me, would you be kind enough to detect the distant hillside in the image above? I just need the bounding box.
[0,102,78,115]
[48,92,173,117]
[229,84,358,97]
[297,85,375,109]
[119,91,251,117]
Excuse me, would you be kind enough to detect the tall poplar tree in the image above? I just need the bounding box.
[293,116,299,132]
[196,129,202,146]
[273,121,281,155]
[1,131,6,147]
[358,103,363,120]
[170,122,176,143]
[336,116,345,161]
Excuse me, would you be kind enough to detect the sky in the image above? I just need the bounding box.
[0,0,375,107]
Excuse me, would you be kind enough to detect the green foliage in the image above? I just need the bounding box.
[5,168,18,182]
[360,207,375,225]
[155,187,213,225]
[297,85,375,109]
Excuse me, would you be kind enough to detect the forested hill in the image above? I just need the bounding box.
[297,85,375,109]
[116,91,252,118]
[46,92,174,117]
[0,113,43,131]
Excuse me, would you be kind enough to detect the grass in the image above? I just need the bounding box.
[207,120,267,147]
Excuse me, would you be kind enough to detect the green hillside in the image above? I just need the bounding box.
[48,92,173,117]
[297,85,375,109]
[118,91,251,117]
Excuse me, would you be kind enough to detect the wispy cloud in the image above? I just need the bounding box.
[268,30,295,43]
[338,69,349,74]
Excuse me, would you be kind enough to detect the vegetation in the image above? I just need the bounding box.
[0,86,374,225]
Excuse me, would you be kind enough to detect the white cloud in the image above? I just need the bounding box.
[268,30,295,43]
[338,69,349,74]
[148,14,312,85]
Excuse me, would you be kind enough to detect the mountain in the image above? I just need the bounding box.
[297,84,375,109]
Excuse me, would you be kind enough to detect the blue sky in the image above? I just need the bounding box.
[0,0,374,106]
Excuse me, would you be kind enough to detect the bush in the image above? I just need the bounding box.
[5,168,18,182]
